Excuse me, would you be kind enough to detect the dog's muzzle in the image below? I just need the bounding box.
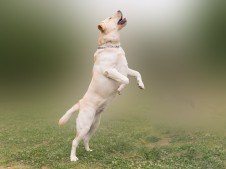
[117,10,127,25]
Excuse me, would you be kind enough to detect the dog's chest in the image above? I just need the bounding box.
[116,54,128,76]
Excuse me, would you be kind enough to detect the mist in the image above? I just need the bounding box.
[0,0,226,130]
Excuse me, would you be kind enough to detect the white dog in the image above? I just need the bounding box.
[59,11,145,162]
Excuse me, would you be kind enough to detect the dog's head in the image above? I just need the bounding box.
[97,11,127,45]
[98,10,127,33]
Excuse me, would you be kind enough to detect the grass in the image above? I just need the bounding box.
[0,101,225,169]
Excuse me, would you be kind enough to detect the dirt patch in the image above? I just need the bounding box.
[0,164,31,169]
[146,137,171,148]
[157,137,171,146]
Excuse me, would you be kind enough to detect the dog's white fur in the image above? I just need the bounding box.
[59,11,145,162]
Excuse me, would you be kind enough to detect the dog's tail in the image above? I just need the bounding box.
[58,103,79,126]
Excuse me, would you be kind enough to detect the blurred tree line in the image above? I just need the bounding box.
[0,1,82,87]
[0,1,225,88]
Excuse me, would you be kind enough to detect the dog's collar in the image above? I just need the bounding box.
[98,45,120,49]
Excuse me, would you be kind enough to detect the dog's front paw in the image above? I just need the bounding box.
[138,82,145,90]
[117,89,122,95]
[117,84,126,95]
[70,156,79,162]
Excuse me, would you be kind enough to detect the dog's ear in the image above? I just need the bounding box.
[97,23,105,33]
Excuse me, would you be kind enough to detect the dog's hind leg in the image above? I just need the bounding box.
[83,113,101,151]
[70,108,95,162]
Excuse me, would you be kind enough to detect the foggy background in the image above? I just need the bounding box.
[0,1,226,130]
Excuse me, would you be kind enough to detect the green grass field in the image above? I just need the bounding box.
[0,99,225,169]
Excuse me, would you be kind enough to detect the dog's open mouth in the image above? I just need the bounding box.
[118,16,127,25]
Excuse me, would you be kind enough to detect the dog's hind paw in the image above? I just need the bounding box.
[70,156,78,162]
[85,147,93,152]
